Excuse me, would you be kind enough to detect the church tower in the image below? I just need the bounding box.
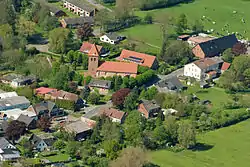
[88,44,100,77]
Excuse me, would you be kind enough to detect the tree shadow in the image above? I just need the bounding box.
[192,143,214,152]
[28,33,48,45]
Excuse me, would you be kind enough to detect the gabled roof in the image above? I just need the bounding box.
[197,34,238,57]
[0,92,18,99]
[100,107,125,120]
[33,101,57,114]
[79,42,103,54]
[51,90,79,102]
[221,62,231,71]
[29,133,56,147]
[97,61,138,74]
[0,96,30,108]
[104,32,121,41]
[158,77,185,90]
[193,57,223,70]
[118,49,157,68]
[65,0,95,12]
[140,100,160,113]
[17,114,34,126]
[36,87,57,95]
[88,44,100,57]
[0,137,12,149]
[88,79,111,89]
[63,17,94,25]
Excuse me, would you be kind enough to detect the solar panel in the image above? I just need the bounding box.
[123,56,144,64]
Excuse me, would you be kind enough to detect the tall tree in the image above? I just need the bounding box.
[232,42,247,56]
[112,88,131,109]
[6,120,26,143]
[178,121,196,149]
[175,13,188,34]
[76,24,93,40]
[49,28,72,53]
[37,116,51,132]
[192,19,204,33]
[0,24,14,50]
[124,91,139,111]
[123,111,145,146]
[17,16,36,37]
[110,147,147,167]
[222,48,234,63]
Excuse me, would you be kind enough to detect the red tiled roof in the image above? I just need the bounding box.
[100,107,125,120]
[36,87,57,95]
[97,61,138,74]
[118,49,156,68]
[221,62,231,71]
[88,44,100,57]
[51,90,79,102]
[79,42,103,55]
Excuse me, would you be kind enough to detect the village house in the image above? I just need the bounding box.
[0,121,8,135]
[0,137,20,161]
[51,90,84,107]
[60,17,94,28]
[118,49,158,69]
[0,96,30,111]
[157,77,186,92]
[31,101,63,118]
[17,114,36,130]
[88,79,111,95]
[184,57,224,80]
[187,34,216,46]
[35,87,58,99]
[79,42,106,55]
[49,6,67,17]
[0,74,35,88]
[100,32,124,45]
[88,44,138,78]
[0,108,37,120]
[63,0,95,17]
[0,92,18,99]
[64,117,95,141]
[138,100,161,119]
[29,134,56,152]
[192,34,238,58]
[99,107,126,124]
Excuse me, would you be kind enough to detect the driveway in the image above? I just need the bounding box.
[157,67,184,81]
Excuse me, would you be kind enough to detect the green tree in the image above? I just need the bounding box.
[123,111,145,146]
[50,65,70,90]
[222,48,234,63]
[175,13,188,34]
[124,91,138,111]
[17,16,36,37]
[110,147,147,167]
[144,14,153,24]
[178,121,196,149]
[88,92,100,105]
[53,140,66,151]
[80,86,90,100]
[165,116,179,144]
[66,141,81,157]
[77,53,83,65]
[101,119,121,142]
[192,19,204,33]
[0,24,14,50]
[103,140,121,160]
[82,54,88,70]
[49,28,72,53]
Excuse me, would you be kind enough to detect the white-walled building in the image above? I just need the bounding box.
[100,33,124,45]
[63,0,95,17]
[184,57,223,80]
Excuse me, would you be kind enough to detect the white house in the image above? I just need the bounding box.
[29,134,56,152]
[0,137,20,161]
[184,57,223,80]
[100,32,124,45]
[63,0,95,17]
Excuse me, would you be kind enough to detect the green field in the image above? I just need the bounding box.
[119,0,250,54]
[151,119,250,167]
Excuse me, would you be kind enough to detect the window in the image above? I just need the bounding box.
[94,58,96,61]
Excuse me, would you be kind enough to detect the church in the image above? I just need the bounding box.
[87,44,138,78]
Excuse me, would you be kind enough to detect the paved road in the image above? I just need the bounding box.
[83,101,112,119]
[86,0,112,12]
[157,67,184,81]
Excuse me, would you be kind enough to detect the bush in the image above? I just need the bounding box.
[55,99,76,111]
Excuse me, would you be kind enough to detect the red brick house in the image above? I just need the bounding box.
[118,49,158,69]
[138,100,161,119]
[99,107,126,124]
[192,34,238,59]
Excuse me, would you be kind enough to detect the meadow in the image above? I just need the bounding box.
[119,0,250,54]
[150,119,250,167]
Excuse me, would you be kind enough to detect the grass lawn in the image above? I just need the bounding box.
[136,0,250,39]
[45,153,70,162]
[151,119,250,167]
[183,85,231,111]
